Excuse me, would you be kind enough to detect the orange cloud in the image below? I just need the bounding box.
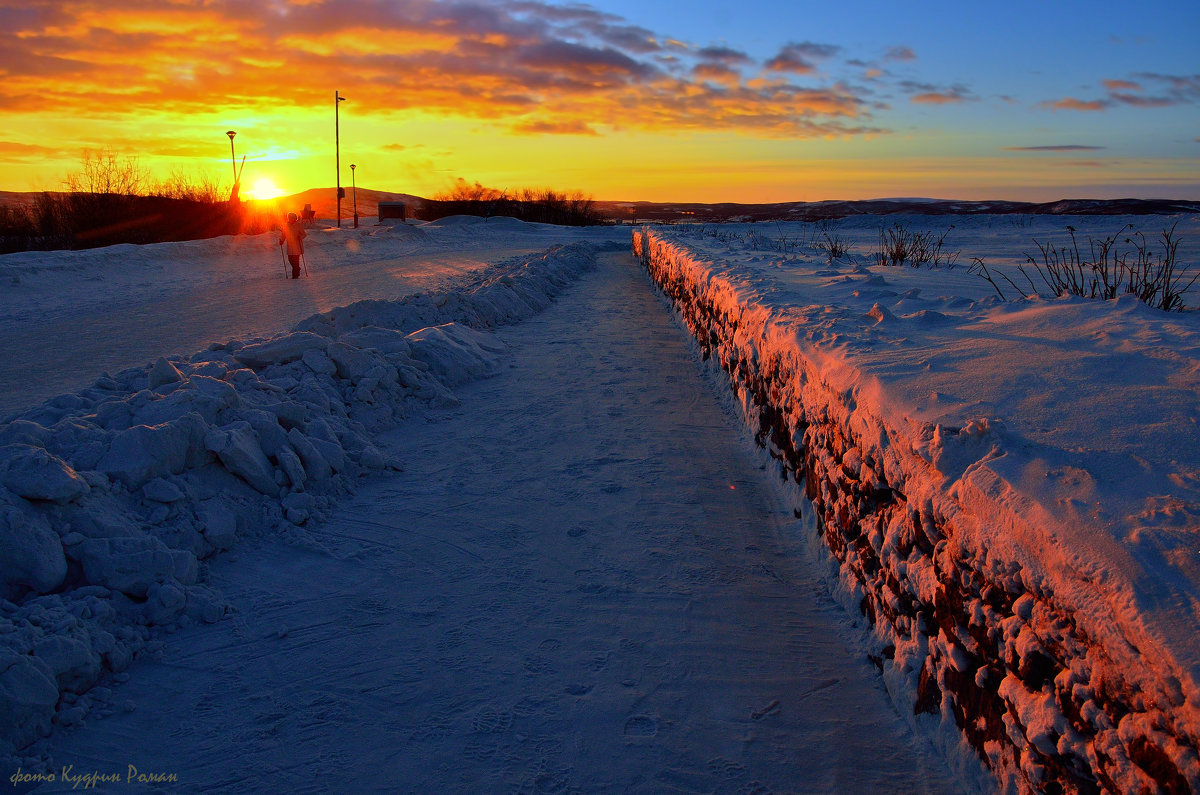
[0,0,879,139]
[911,92,966,105]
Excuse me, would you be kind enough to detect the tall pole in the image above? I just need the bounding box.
[226,131,238,203]
[350,164,358,228]
[335,91,346,228]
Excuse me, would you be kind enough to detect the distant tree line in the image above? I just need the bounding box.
[0,150,275,254]
[422,179,610,226]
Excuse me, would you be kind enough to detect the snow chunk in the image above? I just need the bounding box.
[76,536,185,597]
[196,499,238,550]
[148,357,184,389]
[31,635,101,692]
[406,323,506,386]
[0,652,59,750]
[339,326,414,357]
[0,444,90,503]
[286,429,332,481]
[867,302,897,324]
[205,422,279,495]
[233,332,330,369]
[142,477,185,503]
[0,504,67,598]
[97,414,210,488]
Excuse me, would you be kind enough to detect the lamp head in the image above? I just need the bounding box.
[226,130,236,140]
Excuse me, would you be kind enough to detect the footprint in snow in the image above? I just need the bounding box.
[623,715,658,737]
[472,705,513,733]
[708,757,747,779]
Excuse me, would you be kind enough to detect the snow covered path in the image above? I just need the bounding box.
[37,252,958,793]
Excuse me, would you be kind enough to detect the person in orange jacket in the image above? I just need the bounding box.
[279,212,307,279]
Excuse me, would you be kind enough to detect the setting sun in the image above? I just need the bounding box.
[248,177,284,201]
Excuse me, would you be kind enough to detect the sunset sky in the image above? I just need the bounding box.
[1,0,1197,203]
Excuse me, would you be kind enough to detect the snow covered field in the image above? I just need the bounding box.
[636,213,1200,793]
[1,213,1197,792]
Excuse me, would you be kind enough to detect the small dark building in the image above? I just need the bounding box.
[378,201,407,221]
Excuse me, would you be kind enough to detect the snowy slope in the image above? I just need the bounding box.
[635,215,1200,793]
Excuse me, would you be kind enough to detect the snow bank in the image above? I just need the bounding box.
[635,225,1200,794]
[0,241,605,770]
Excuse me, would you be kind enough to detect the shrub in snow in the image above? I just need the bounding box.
[973,222,1197,310]
[875,222,958,268]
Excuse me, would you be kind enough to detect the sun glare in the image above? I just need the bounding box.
[249,177,284,201]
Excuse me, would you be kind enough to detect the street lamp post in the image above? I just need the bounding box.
[226,130,239,203]
[335,91,347,227]
[350,164,358,228]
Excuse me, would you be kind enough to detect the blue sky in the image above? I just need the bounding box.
[538,0,1200,196]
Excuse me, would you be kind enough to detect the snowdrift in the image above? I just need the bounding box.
[0,241,607,770]
[635,225,1200,794]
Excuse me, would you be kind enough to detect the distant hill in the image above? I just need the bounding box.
[594,197,1200,224]
[3,189,1196,225]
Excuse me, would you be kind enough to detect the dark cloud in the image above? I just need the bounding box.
[1040,72,1199,112]
[1108,93,1175,108]
[511,119,599,135]
[1001,145,1105,152]
[696,46,751,65]
[765,41,841,74]
[1039,97,1111,111]
[517,39,657,82]
[884,46,916,62]
[898,80,974,104]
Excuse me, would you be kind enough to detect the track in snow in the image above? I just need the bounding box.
[39,252,959,793]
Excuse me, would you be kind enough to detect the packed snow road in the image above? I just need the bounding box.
[0,219,624,417]
[36,251,958,793]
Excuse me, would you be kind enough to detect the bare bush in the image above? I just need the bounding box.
[152,170,227,204]
[427,179,604,225]
[876,223,958,268]
[969,257,1032,302]
[815,227,852,260]
[1,152,270,252]
[65,148,149,196]
[1019,223,1196,311]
